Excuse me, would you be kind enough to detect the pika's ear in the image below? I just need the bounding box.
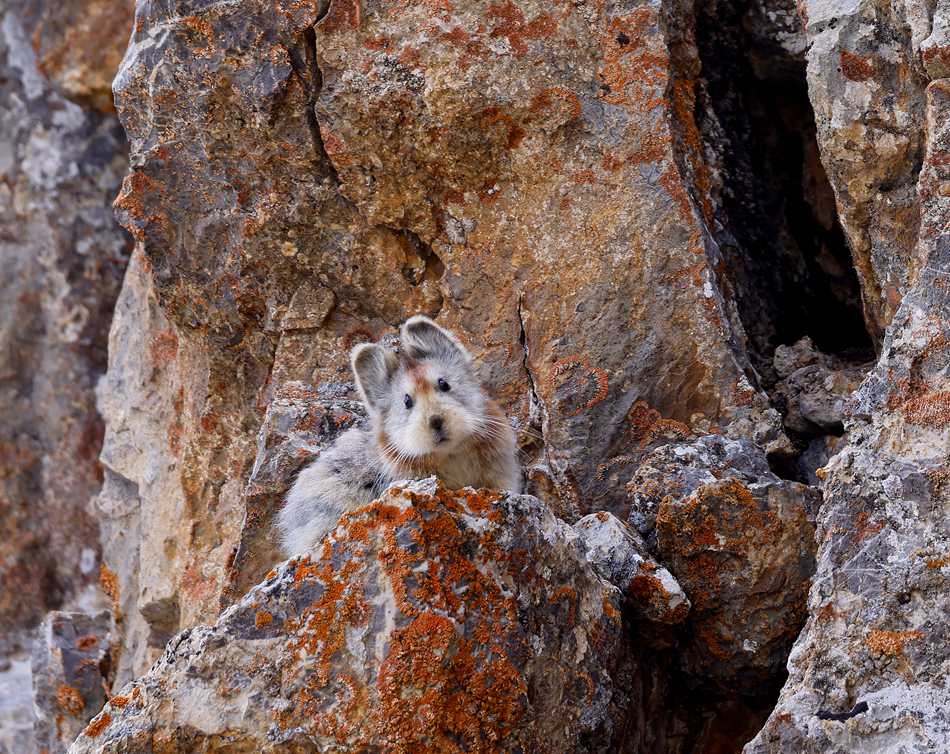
[400,315,471,363]
[351,343,398,412]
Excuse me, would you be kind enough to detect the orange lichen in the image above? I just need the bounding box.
[482,107,525,149]
[99,564,121,618]
[866,629,923,657]
[627,572,686,621]
[670,76,713,221]
[922,45,950,72]
[852,510,884,544]
[82,712,111,738]
[486,0,558,58]
[255,610,274,629]
[626,400,693,449]
[696,625,730,660]
[839,51,876,81]
[900,390,950,427]
[549,585,578,624]
[529,86,582,121]
[181,15,214,57]
[75,634,100,651]
[924,554,950,570]
[596,8,668,112]
[376,612,527,752]
[56,685,85,717]
[320,0,361,32]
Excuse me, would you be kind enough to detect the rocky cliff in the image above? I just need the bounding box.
[1,0,948,751]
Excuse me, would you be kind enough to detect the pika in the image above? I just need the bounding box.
[277,315,521,556]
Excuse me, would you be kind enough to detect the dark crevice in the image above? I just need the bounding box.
[694,0,874,389]
[303,25,340,184]
[816,700,869,722]
[398,229,445,286]
[516,295,542,426]
[286,15,339,184]
[516,294,546,463]
[646,1,876,751]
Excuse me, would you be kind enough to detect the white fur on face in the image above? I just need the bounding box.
[382,359,484,460]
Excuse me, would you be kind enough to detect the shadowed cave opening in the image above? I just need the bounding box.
[695,0,874,389]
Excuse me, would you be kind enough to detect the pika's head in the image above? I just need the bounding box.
[351,316,487,461]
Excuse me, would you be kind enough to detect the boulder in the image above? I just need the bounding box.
[31,612,112,754]
[69,480,633,754]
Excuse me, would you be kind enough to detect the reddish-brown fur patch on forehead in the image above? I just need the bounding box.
[403,360,432,394]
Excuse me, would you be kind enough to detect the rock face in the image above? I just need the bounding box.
[69,480,633,754]
[625,433,820,700]
[31,612,112,754]
[745,76,950,754]
[656,476,818,691]
[3,0,949,751]
[0,1,131,750]
[0,0,130,641]
[799,0,929,340]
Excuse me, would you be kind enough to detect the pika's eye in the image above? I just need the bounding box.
[437,378,451,392]
[404,394,413,410]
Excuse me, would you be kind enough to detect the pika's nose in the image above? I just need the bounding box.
[429,415,444,433]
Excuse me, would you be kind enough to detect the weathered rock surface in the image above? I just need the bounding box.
[574,510,690,625]
[621,433,820,692]
[32,611,112,754]
[69,480,633,754]
[657,476,818,692]
[800,0,929,339]
[745,76,950,754]
[93,0,801,701]
[772,337,871,436]
[625,434,776,545]
[3,0,947,750]
[0,0,130,644]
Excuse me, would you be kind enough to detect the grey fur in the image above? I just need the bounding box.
[276,316,522,556]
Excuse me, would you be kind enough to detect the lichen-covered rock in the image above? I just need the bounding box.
[0,0,129,692]
[922,0,950,79]
[655,477,819,691]
[313,0,793,515]
[93,0,805,694]
[574,511,690,624]
[745,77,950,754]
[11,0,134,112]
[69,480,633,754]
[31,611,112,754]
[800,0,928,338]
[624,434,776,546]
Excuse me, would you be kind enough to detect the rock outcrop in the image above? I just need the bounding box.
[69,480,634,754]
[745,73,950,754]
[31,612,112,754]
[0,0,130,639]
